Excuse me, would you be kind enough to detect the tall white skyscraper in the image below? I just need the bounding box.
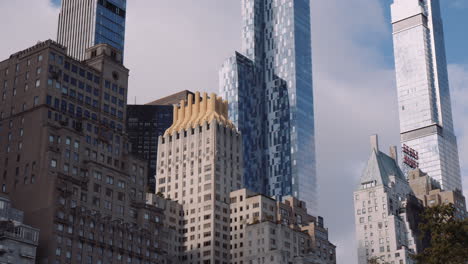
[391,0,463,191]
[57,0,126,61]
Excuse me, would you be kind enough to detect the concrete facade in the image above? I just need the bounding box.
[354,136,423,264]
[230,189,336,264]
[408,169,467,219]
[0,40,171,264]
[0,196,39,264]
[155,92,243,264]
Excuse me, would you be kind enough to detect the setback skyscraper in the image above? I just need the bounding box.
[155,92,243,263]
[57,0,126,61]
[220,0,316,210]
[391,0,463,191]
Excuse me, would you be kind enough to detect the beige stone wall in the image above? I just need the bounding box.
[229,189,335,264]
[155,115,242,264]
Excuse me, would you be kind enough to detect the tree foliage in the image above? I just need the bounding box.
[413,204,468,264]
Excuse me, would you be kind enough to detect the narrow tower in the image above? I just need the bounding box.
[57,0,126,61]
[391,0,462,191]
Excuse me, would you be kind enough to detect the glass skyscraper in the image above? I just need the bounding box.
[57,0,126,61]
[220,0,316,210]
[391,0,463,191]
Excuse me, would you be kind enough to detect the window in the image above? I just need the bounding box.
[35,79,40,88]
[106,176,114,185]
[50,159,57,168]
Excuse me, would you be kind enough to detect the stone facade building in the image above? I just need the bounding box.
[0,40,172,264]
[230,189,336,264]
[155,92,243,264]
[0,196,39,264]
[408,169,467,219]
[354,136,424,264]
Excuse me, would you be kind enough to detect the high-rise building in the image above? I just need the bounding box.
[155,92,243,264]
[57,0,126,61]
[0,196,39,264]
[0,40,173,264]
[127,91,193,193]
[391,0,463,191]
[219,0,316,210]
[353,136,425,264]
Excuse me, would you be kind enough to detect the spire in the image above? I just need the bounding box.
[359,135,406,189]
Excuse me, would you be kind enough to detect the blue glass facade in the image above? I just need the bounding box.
[57,0,127,61]
[95,0,126,56]
[220,0,316,210]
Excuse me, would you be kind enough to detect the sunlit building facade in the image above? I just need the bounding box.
[391,0,462,191]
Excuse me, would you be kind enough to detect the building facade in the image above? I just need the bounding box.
[219,0,316,210]
[391,0,463,191]
[155,92,243,264]
[0,196,39,264]
[230,189,336,264]
[408,169,467,219]
[146,193,184,263]
[0,40,171,264]
[57,0,126,61]
[354,136,424,264]
[127,90,193,193]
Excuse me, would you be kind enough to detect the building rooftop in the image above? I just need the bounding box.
[164,92,235,136]
[359,135,405,188]
[145,90,194,106]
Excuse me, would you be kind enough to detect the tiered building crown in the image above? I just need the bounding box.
[164,92,234,136]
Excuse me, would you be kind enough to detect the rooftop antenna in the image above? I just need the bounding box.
[134,96,136,105]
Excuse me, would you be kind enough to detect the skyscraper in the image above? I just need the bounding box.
[391,0,463,191]
[155,92,243,264]
[57,0,126,61]
[220,0,316,210]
